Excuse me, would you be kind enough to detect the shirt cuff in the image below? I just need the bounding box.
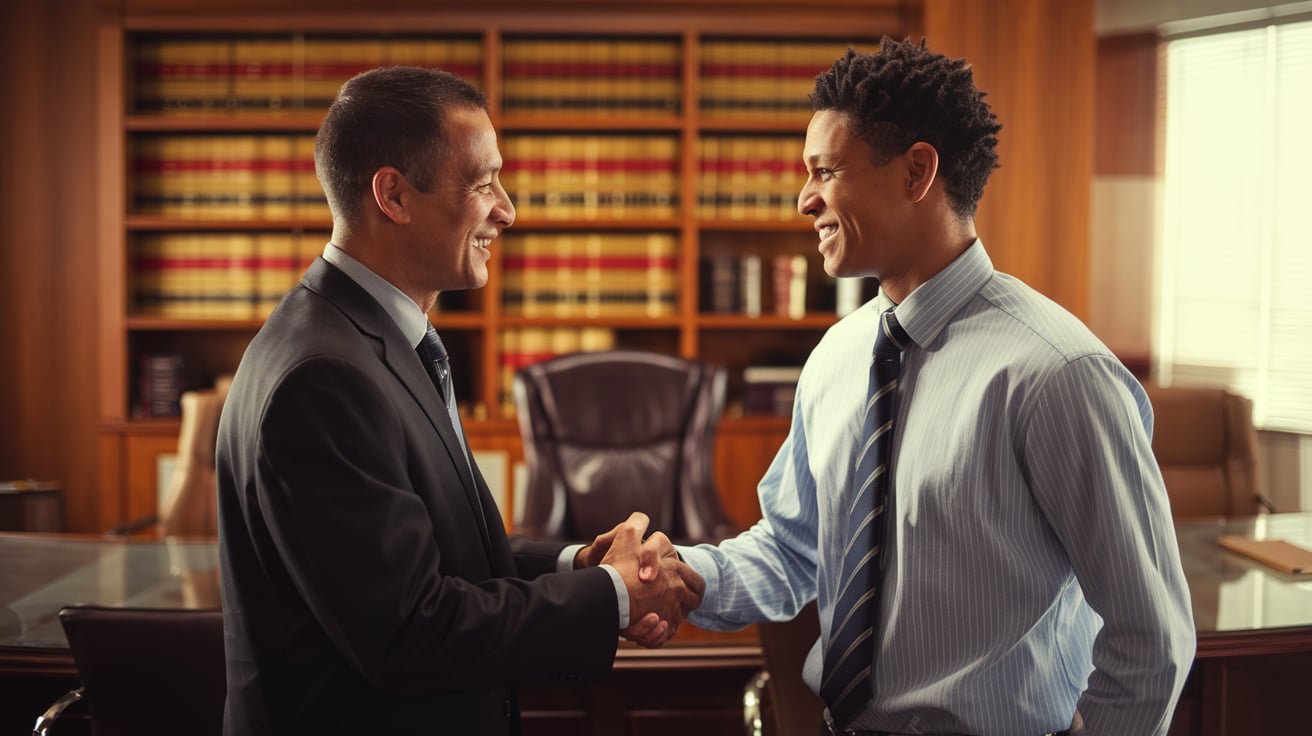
[556,543,586,572]
[599,564,629,629]
[557,544,628,629]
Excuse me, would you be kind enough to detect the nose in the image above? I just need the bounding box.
[493,179,516,228]
[797,178,820,218]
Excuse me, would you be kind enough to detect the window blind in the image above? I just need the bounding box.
[1158,19,1312,432]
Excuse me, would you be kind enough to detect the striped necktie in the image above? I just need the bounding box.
[820,307,910,729]
[416,324,471,464]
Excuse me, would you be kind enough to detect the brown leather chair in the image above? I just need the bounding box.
[513,350,737,544]
[33,606,225,736]
[1143,384,1270,519]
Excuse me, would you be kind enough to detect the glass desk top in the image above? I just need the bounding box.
[0,535,219,650]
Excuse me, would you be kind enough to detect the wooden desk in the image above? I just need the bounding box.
[1169,513,1312,736]
[0,533,759,735]
[3,515,1310,735]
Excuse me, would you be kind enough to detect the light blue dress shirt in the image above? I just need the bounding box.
[321,243,630,627]
[682,240,1195,735]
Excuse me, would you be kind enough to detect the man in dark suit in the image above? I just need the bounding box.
[216,66,702,735]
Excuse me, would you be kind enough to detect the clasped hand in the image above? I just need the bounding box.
[574,512,705,648]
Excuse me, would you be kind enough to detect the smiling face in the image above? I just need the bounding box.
[797,109,916,281]
[405,105,515,293]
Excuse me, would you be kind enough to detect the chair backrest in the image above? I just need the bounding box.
[1144,384,1263,519]
[59,605,225,736]
[513,350,737,544]
[158,379,230,538]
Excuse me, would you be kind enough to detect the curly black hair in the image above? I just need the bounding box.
[810,38,1001,218]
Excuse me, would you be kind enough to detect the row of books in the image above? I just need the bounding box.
[699,136,806,221]
[502,38,681,114]
[498,327,617,414]
[131,36,875,119]
[131,132,814,222]
[501,233,678,317]
[700,252,810,319]
[132,135,328,219]
[133,37,482,114]
[699,39,877,119]
[132,233,324,319]
[501,136,679,220]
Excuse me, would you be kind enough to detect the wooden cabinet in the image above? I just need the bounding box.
[93,1,917,529]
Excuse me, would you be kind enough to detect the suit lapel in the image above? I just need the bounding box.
[302,258,494,559]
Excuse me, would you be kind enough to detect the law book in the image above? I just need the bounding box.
[136,353,184,418]
[741,254,762,318]
[134,39,232,114]
[700,253,739,314]
[232,38,295,113]
[742,365,803,416]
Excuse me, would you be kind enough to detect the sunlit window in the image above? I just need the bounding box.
[1157,18,1312,432]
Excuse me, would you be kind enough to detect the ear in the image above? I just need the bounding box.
[371,166,411,225]
[903,142,939,204]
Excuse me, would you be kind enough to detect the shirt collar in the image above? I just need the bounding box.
[322,242,431,349]
[873,238,993,348]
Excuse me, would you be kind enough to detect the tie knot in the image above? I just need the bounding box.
[874,309,910,359]
[417,325,448,364]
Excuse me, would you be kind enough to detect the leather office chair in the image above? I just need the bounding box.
[1143,384,1272,519]
[744,602,826,736]
[33,605,225,736]
[109,377,230,538]
[513,350,737,544]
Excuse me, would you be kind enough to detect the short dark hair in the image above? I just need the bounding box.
[314,66,488,224]
[810,39,1001,218]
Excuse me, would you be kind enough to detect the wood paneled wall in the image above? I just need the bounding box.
[924,0,1096,320]
[0,0,103,531]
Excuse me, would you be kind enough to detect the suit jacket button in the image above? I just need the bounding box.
[504,699,512,717]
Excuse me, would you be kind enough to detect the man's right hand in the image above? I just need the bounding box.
[598,512,705,648]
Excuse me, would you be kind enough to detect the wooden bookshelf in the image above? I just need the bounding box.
[92,1,921,545]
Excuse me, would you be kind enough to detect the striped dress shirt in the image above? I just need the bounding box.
[682,240,1196,735]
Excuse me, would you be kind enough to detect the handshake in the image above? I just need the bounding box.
[573,512,705,649]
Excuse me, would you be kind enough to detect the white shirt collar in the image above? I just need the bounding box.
[321,242,430,349]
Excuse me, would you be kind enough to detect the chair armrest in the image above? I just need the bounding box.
[32,687,83,736]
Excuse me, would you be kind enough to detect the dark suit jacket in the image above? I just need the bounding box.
[217,258,618,735]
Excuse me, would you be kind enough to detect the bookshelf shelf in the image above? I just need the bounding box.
[698,219,813,232]
[697,314,835,329]
[126,313,486,331]
[126,216,333,231]
[507,219,681,231]
[698,117,815,132]
[125,114,325,132]
[126,316,266,331]
[500,115,684,131]
[499,316,682,329]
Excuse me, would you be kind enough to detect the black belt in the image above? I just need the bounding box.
[823,723,1072,736]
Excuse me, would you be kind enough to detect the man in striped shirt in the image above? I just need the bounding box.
[678,40,1195,736]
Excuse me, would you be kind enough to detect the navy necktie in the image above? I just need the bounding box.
[820,308,910,729]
